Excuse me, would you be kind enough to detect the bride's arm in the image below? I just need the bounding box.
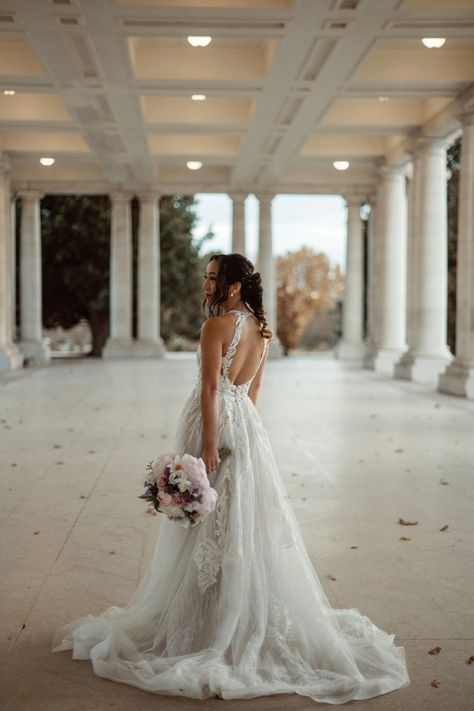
[199,318,224,473]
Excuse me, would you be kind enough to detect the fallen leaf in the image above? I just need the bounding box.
[88,449,96,454]
[109,551,115,555]
[399,518,418,526]
[55,460,64,465]
[33,531,40,536]
[53,444,62,449]
[467,656,474,665]
[350,546,358,549]
[430,679,440,688]
[440,524,449,532]
[428,646,442,655]
[399,536,411,541]
[439,479,449,485]
[79,495,86,499]
[10,463,17,467]
[326,575,337,581]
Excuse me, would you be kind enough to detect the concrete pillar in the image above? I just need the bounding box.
[395,138,452,385]
[439,111,474,399]
[0,157,23,372]
[256,193,282,357]
[103,192,134,358]
[230,192,247,255]
[337,197,365,362]
[18,190,50,365]
[136,193,165,357]
[374,165,408,376]
[364,193,381,368]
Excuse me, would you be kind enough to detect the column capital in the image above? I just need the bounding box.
[137,192,160,204]
[228,191,248,204]
[413,135,449,156]
[380,163,407,180]
[17,189,44,202]
[255,193,275,205]
[109,190,133,204]
[343,194,363,208]
[459,109,474,128]
[0,153,11,175]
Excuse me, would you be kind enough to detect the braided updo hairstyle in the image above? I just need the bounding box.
[205,253,273,339]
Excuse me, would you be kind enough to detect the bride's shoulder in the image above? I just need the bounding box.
[200,314,234,341]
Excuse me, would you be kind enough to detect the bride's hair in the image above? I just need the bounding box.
[205,253,273,339]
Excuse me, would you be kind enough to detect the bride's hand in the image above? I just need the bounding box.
[200,444,220,476]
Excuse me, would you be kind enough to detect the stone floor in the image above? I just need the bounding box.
[1,353,473,711]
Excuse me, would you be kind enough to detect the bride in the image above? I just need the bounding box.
[52,252,410,704]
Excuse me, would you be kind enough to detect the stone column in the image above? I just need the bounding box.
[337,197,365,362]
[230,192,247,255]
[364,192,381,368]
[18,190,50,365]
[136,193,165,356]
[103,192,134,358]
[256,193,282,356]
[0,158,23,371]
[373,165,408,375]
[439,111,474,399]
[395,138,452,385]
[11,196,17,340]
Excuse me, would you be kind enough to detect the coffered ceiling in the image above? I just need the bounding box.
[0,0,473,196]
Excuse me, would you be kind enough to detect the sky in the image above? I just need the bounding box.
[192,193,348,271]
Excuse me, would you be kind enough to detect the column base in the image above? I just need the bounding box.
[395,350,452,386]
[133,338,166,358]
[374,347,406,377]
[102,338,136,358]
[438,359,474,400]
[0,342,24,373]
[363,340,377,370]
[335,340,366,363]
[20,339,50,365]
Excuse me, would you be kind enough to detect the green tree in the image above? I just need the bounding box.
[41,195,110,356]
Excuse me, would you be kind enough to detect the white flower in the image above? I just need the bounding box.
[161,503,185,518]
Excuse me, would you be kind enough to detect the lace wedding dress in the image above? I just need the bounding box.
[52,309,410,703]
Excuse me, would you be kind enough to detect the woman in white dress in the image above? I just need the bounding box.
[52,253,410,704]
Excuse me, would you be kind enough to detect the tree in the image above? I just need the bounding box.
[276,247,343,355]
[41,195,110,356]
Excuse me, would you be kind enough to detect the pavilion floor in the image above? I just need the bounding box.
[1,353,473,711]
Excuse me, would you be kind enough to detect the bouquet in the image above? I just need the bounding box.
[139,448,231,528]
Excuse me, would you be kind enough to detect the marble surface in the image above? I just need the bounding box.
[1,353,473,710]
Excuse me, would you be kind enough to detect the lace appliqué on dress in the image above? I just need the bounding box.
[192,462,233,593]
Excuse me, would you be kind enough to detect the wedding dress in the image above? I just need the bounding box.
[52,309,410,703]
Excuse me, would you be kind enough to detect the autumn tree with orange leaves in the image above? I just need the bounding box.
[276,247,343,356]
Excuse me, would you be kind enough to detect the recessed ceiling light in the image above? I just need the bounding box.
[3,89,15,96]
[378,96,389,102]
[186,161,202,170]
[333,161,350,171]
[40,157,55,166]
[191,94,206,101]
[422,38,446,49]
[187,36,212,48]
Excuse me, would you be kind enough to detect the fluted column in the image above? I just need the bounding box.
[395,138,452,385]
[103,192,134,358]
[439,111,474,399]
[230,192,247,255]
[337,197,365,362]
[256,193,282,357]
[374,165,408,375]
[0,158,23,371]
[136,193,165,356]
[18,190,50,365]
